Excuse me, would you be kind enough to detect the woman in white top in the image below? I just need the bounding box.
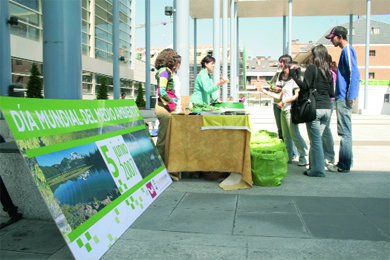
[259,62,308,165]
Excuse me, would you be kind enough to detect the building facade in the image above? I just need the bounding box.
[8,0,149,100]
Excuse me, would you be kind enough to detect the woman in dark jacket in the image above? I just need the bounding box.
[291,45,335,177]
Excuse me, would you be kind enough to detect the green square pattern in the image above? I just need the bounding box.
[85,243,92,252]
[85,232,92,241]
[115,208,119,215]
[93,235,99,244]
[115,216,120,224]
[76,238,84,248]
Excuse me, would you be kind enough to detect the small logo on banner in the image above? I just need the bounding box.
[146,182,157,198]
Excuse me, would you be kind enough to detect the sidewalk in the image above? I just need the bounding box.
[1,106,389,259]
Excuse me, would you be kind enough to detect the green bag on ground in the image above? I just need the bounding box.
[250,130,288,186]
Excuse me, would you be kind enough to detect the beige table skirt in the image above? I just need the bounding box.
[164,115,252,187]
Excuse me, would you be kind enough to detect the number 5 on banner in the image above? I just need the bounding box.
[100,145,119,178]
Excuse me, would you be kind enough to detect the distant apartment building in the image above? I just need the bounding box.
[245,56,278,90]
[291,39,314,58]
[8,0,149,99]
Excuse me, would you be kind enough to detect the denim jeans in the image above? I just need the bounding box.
[274,104,298,157]
[280,109,308,164]
[306,109,331,176]
[322,100,335,161]
[273,103,283,140]
[335,99,353,170]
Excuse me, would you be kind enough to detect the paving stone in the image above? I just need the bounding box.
[237,195,296,213]
[0,219,65,254]
[176,192,237,211]
[233,211,310,238]
[101,239,247,260]
[0,250,49,260]
[302,213,388,241]
[163,208,235,235]
[294,196,362,214]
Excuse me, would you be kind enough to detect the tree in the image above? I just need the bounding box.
[96,77,108,99]
[26,63,43,98]
[135,82,145,107]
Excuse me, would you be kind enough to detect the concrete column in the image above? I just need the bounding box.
[0,0,11,96]
[193,18,197,82]
[90,0,95,58]
[145,0,151,108]
[222,0,228,102]
[364,0,371,110]
[236,16,239,90]
[283,16,287,55]
[42,0,82,99]
[349,14,353,45]
[173,0,176,50]
[288,0,292,56]
[113,0,120,99]
[213,0,221,89]
[230,0,237,100]
[175,0,190,96]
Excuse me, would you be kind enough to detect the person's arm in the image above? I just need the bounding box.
[199,71,219,94]
[296,65,315,91]
[259,86,282,100]
[277,87,300,108]
[158,70,176,111]
[329,72,335,98]
[158,70,172,104]
[346,47,361,101]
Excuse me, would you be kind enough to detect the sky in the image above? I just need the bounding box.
[135,0,390,60]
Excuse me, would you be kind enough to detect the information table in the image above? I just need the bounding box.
[164,115,253,188]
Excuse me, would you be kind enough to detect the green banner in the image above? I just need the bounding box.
[0,97,142,140]
[0,97,172,260]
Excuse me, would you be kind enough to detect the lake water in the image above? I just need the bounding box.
[53,168,119,206]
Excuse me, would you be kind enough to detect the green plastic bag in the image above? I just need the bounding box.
[250,130,288,186]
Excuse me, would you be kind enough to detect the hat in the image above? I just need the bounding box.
[325,26,347,39]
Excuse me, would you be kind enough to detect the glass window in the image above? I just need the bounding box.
[82,8,89,21]
[82,33,89,44]
[384,94,390,103]
[95,5,108,20]
[10,22,40,41]
[95,16,112,33]
[96,39,109,52]
[82,45,89,55]
[369,50,376,57]
[96,49,108,60]
[119,23,130,34]
[82,0,89,9]
[82,72,92,82]
[12,0,39,11]
[369,73,375,79]
[96,0,111,11]
[371,27,380,35]
[95,27,111,42]
[9,2,40,26]
[119,12,128,23]
[82,20,89,33]
[83,83,93,94]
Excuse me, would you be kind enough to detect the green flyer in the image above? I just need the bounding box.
[0,96,172,259]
